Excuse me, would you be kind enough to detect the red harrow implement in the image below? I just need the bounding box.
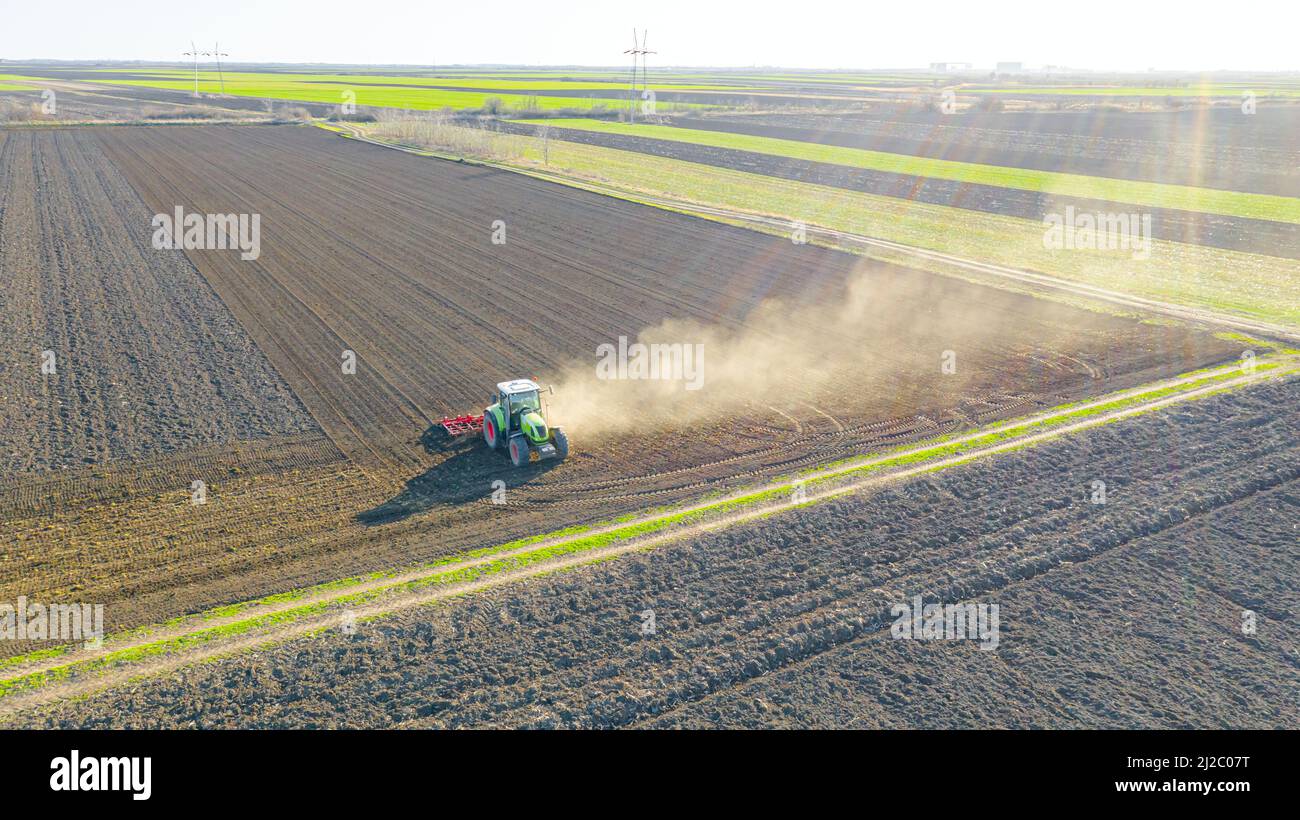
[440,414,483,436]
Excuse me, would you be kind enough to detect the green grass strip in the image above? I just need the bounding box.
[87,78,704,114]
[522,118,1300,224]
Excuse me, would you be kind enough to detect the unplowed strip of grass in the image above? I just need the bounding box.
[523,119,1300,224]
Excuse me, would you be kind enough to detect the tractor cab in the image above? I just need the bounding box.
[496,380,541,431]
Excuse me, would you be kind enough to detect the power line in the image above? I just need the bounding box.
[639,29,656,92]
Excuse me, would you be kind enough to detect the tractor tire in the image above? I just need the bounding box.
[484,414,500,449]
[509,437,530,468]
[553,428,569,460]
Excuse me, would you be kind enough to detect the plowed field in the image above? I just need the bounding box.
[1,124,1237,654]
[0,128,314,474]
[12,373,1295,729]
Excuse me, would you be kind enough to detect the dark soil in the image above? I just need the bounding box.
[0,128,315,475]
[13,375,1296,729]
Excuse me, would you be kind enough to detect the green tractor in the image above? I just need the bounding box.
[481,379,569,467]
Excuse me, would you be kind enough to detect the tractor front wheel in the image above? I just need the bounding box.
[553,428,569,460]
[509,437,530,467]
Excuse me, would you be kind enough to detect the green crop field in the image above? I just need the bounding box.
[707,73,937,84]
[87,69,736,92]
[88,75,703,113]
[964,84,1300,97]
[523,118,1300,223]
[0,74,36,90]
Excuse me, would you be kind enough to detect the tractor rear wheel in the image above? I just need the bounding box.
[484,414,500,449]
[553,428,569,460]
[509,437,530,467]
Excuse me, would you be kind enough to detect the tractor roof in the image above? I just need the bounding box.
[498,379,540,394]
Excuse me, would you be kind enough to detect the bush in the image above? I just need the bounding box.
[139,105,223,120]
[370,111,527,161]
[0,97,52,123]
[327,111,377,123]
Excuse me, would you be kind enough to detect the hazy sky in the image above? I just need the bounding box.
[1,0,1293,71]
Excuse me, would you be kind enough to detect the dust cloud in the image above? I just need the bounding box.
[544,268,1052,438]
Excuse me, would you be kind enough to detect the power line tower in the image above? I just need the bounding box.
[623,28,655,121]
[211,42,229,95]
[183,41,206,97]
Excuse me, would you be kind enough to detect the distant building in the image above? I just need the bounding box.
[996,62,1023,73]
[929,62,972,73]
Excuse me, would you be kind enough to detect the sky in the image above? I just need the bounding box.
[0,0,1294,72]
